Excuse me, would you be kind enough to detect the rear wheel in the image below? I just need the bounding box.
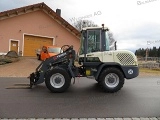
[98,67,124,93]
[45,68,71,93]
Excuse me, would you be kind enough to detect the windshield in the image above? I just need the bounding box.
[48,47,61,53]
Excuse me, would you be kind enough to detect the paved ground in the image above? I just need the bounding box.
[0,77,160,118]
[0,118,160,120]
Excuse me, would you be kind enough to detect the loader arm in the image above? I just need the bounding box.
[29,45,76,88]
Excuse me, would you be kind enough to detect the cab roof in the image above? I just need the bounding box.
[82,27,109,31]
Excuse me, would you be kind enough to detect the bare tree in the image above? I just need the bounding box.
[72,19,98,31]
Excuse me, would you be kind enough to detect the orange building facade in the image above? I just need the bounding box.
[0,2,80,56]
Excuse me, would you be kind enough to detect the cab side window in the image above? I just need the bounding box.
[87,30,101,53]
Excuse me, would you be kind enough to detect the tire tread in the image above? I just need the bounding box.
[99,67,124,93]
[45,67,71,93]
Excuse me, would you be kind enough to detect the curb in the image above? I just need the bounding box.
[0,118,160,120]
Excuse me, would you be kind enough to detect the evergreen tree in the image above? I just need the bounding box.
[157,47,160,57]
[135,46,160,57]
[152,47,157,57]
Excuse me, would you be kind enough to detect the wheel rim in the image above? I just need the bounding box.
[50,73,65,88]
[105,73,119,88]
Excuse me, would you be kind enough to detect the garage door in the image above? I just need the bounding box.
[24,35,53,56]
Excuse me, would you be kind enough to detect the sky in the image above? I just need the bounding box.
[0,0,160,52]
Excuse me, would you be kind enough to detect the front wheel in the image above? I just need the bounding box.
[98,67,124,93]
[45,68,71,93]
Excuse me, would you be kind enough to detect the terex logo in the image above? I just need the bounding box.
[128,69,133,75]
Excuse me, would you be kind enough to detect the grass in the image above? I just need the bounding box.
[138,60,160,76]
[139,67,160,76]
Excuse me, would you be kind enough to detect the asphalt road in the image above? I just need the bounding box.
[0,77,160,118]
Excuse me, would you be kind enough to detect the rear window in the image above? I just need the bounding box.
[48,47,61,53]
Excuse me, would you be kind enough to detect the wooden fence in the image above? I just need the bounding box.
[138,57,160,62]
[138,62,160,69]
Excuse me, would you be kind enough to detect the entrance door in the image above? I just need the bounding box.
[10,41,18,53]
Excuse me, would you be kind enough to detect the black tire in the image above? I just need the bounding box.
[98,67,124,93]
[45,68,71,93]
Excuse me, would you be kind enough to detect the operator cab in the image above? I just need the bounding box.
[79,26,110,55]
[78,26,114,64]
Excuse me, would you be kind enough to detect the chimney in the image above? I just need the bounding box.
[56,9,61,16]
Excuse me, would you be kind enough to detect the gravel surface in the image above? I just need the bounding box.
[0,57,41,77]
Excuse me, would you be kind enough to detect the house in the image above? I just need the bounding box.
[0,2,80,56]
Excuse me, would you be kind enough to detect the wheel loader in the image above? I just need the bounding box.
[29,25,139,93]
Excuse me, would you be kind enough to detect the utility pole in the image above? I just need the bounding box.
[145,48,149,62]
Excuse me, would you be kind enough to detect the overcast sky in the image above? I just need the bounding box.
[0,0,160,52]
